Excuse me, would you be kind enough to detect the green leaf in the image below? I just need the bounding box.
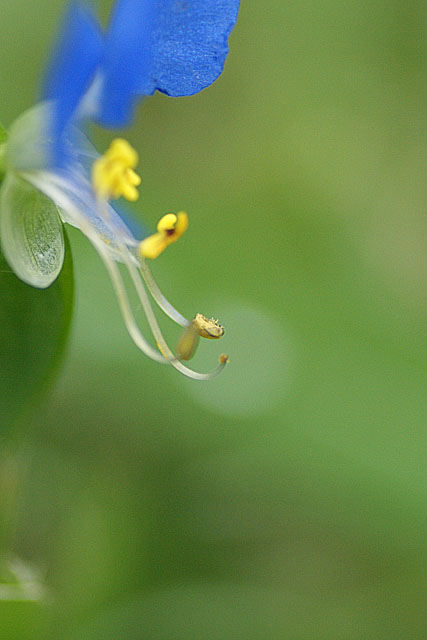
[0,223,74,433]
[0,173,64,288]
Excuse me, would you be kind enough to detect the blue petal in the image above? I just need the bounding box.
[42,2,104,163]
[97,0,240,127]
[97,0,155,127]
[141,0,240,97]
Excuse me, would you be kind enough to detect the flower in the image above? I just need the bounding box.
[0,0,239,379]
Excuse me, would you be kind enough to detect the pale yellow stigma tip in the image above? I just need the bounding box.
[219,354,229,365]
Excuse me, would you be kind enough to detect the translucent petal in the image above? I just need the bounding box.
[0,173,65,288]
[8,105,142,261]
[7,102,101,175]
[41,1,104,164]
[6,103,53,173]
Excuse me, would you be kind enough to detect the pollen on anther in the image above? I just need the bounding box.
[194,314,225,339]
[92,138,141,202]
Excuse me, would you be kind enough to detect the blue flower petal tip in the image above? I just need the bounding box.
[43,0,240,136]
[140,0,241,97]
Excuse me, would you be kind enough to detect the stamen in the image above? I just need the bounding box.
[193,313,225,339]
[139,212,188,259]
[92,138,141,201]
[140,259,226,362]
[27,172,228,380]
[176,315,224,360]
[124,254,228,380]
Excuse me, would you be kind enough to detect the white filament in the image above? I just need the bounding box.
[23,170,227,380]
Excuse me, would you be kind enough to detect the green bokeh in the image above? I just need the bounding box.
[0,1,425,638]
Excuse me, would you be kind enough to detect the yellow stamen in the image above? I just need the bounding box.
[176,314,225,360]
[139,211,189,259]
[92,138,141,201]
[193,313,225,339]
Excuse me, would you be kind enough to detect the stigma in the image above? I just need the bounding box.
[92,138,141,201]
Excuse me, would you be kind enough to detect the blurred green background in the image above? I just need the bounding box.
[0,0,426,638]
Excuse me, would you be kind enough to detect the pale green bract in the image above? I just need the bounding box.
[0,113,64,289]
[0,173,64,288]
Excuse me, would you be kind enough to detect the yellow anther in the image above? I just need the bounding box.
[158,213,178,232]
[139,211,189,259]
[219,354,229,365]
[176,314,225,361]
[193,313,225,339]
[92,138,141,202]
